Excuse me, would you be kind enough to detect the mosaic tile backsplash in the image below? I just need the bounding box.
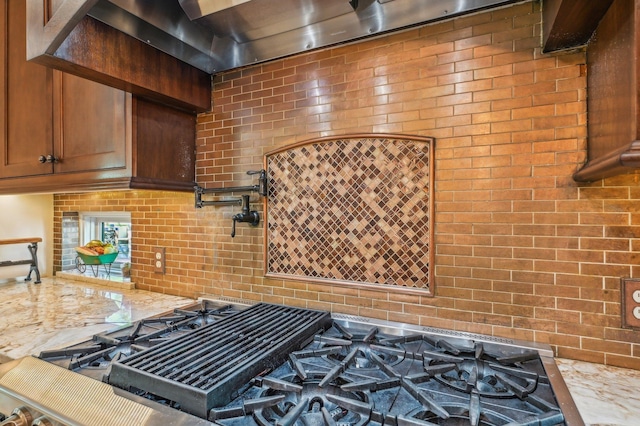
[266,135,434,293]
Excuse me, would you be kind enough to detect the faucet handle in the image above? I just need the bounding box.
[246,169,267,196]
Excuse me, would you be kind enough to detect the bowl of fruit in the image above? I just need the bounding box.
[75,240,119,265]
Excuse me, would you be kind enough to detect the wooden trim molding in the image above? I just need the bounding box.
[573,141,640,182]
[542,0,614,52]
[264,133,436,296]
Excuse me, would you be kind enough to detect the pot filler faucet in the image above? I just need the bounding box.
[194,169,266,237]
[231,194,260,237]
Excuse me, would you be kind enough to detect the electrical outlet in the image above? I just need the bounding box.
[622,278,640,329]
[153,247,166,274]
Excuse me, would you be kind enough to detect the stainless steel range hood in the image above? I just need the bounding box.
[25,0,517,111]
[86,0,518,74]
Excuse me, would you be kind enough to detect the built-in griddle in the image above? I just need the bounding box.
[108,303,332,419]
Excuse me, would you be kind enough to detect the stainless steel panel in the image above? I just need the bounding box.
[187,0,356,42]
[0,357,214,426]
[178,0,254,20]
[86,0,519,73]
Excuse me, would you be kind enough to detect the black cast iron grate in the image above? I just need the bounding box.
[108,303,331,419]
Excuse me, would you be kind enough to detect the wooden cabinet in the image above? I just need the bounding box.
[1,0,53,178]
[0,1,196,194]
[1,70,128,180]
[52,73,129,175]
[573,0,640,182]
[130,97,196,191]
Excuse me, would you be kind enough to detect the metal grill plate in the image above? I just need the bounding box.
[108,303,331,419]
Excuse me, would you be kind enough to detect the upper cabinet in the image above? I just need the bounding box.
[1,0,53,179]
[0,0,196,195]
[130,98,196,191]
[0,70,129,180]
[572,0,640,182]
[52,73,128,176]
[543,0,640,182]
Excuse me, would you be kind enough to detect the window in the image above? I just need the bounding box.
[62,212,131,279]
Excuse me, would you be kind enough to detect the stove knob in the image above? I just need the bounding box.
[0,407,33,426]
[32,418,54,426]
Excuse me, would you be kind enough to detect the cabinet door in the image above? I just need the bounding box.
[53,72,128,174]
[132,97,195,190]
[0,0,54,178]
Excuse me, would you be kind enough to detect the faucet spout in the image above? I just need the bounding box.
[231,195,260,237]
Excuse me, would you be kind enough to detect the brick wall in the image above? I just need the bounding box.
[54,1,640,369]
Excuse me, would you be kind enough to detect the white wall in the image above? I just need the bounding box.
[0,194,54,281]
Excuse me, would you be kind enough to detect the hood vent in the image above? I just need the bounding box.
[86,0,518,74]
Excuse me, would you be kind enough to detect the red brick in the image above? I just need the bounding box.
[48,2,640,371]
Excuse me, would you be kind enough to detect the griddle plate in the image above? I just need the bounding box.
[108,303,331,419]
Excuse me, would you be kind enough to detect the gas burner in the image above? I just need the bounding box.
[253,373,371,426]
[38,342,122,376]
[209,374,371,425]
[315,324,407,367]
[284,325,412,386]
[412,402,518,426]
[325,342,405,369]
[412,401,565,426]
[373,334,543,400]
[434,359,538,398]
[425,343,542,400]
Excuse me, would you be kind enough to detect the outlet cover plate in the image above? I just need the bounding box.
[153,247,166,274]
[622,278,640,330]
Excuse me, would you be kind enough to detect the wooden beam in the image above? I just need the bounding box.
[543,0,615,52]
[26,0,211,112]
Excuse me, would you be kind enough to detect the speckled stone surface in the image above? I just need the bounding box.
[556,358,640,426]
[0,277,193,362]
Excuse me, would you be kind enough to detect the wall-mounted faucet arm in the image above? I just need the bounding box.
[194,169,267,208]
[196,184,260,195]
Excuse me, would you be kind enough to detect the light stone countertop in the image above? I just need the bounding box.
[0,277,638,425]
[0,276,193,362]
[556,358,640,426]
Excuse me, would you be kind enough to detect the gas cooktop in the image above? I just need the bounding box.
[0,299,583,426]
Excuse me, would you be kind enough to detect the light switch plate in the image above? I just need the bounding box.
[622,278,640,329]
[153,247,166,274]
